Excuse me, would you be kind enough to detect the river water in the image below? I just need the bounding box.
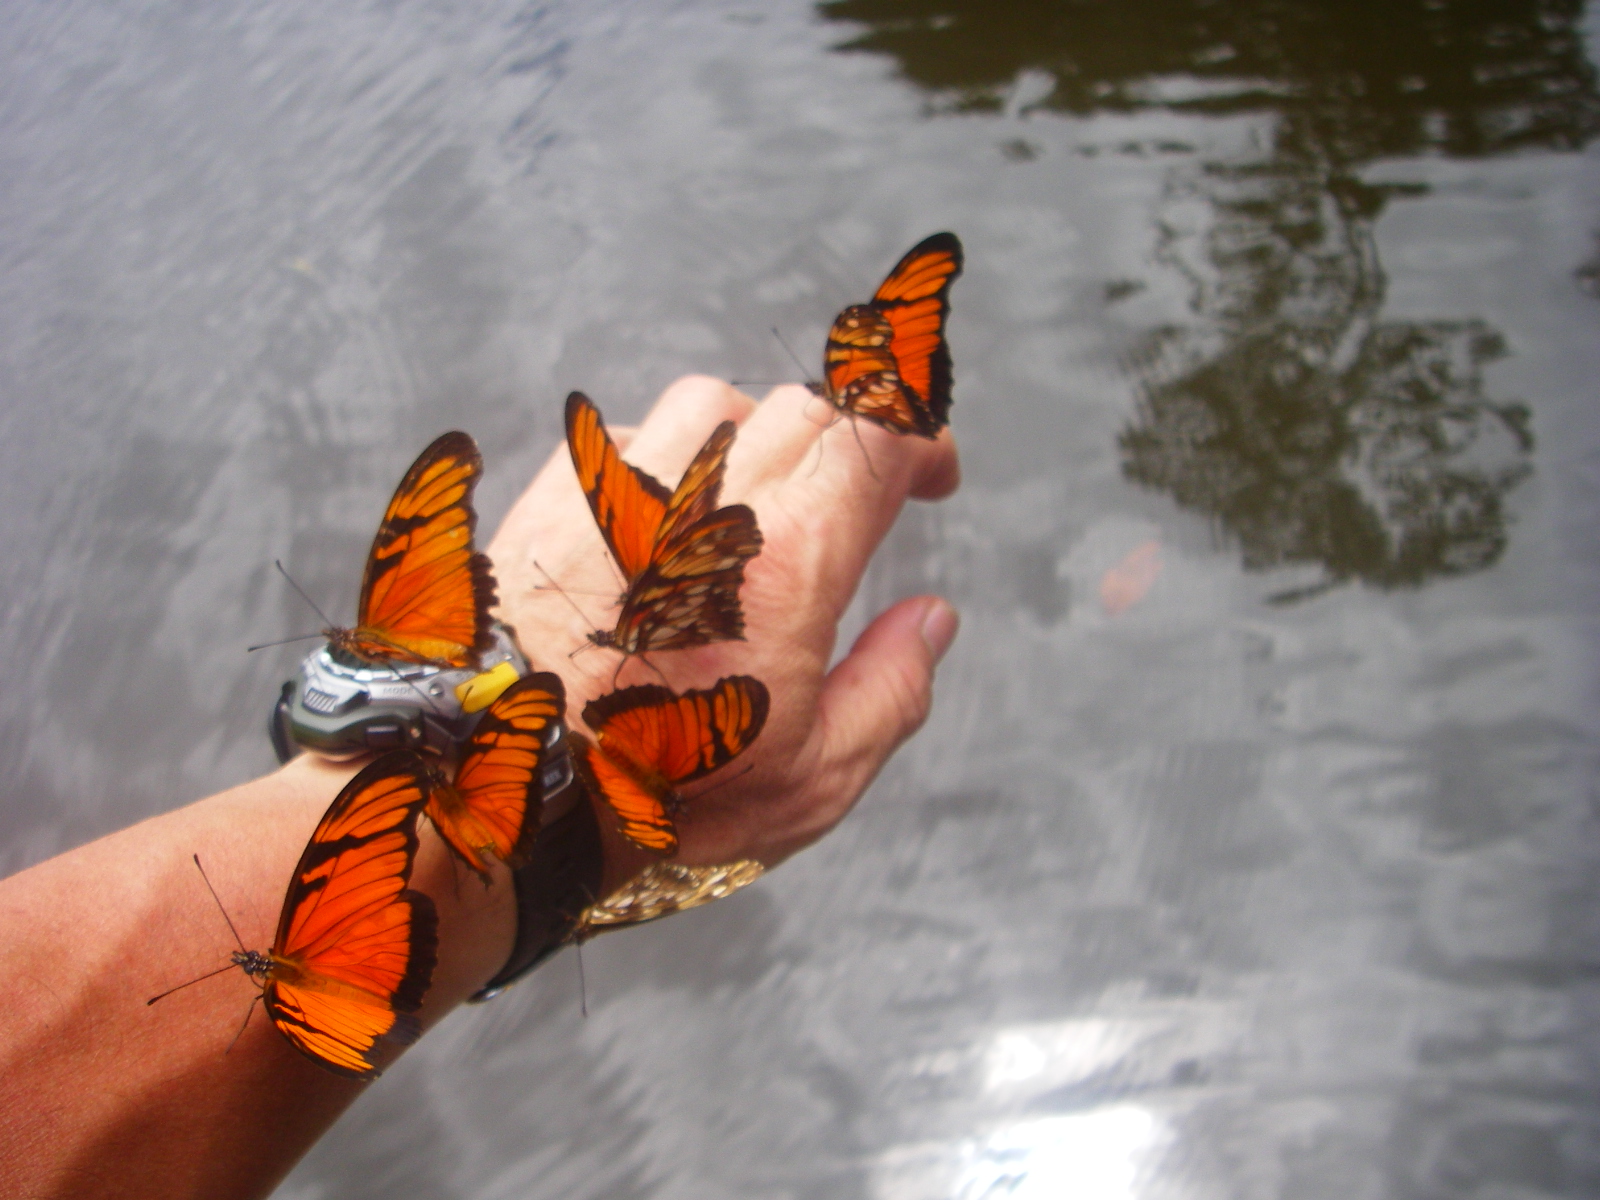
[3,2,1599,1197]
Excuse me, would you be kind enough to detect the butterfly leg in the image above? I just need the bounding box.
[847,414,881,482]
[224,990,264,1057]
[805,435,827,479]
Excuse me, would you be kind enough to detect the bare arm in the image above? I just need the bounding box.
[0,376,959,1199]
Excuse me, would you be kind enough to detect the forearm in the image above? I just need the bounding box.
[0,754,516,1200]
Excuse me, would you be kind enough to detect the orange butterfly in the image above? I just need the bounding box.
[573,675,770,855]
[565,392,763,661]
[149,751,439,1080]
[325,431,497,668]
[810,232,963,438]
[424,671,565,883]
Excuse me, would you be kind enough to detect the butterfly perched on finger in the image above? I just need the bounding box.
[564,392,763,666]
[423,671,565,884]
[323,431,497,669]
[149,751,439,1080]
[573,675,770,855]
[810,232,963,438]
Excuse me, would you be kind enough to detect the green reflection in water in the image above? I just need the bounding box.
[817,0,1600,157]
[1123,145,1535,597]
[819,0,1590,591]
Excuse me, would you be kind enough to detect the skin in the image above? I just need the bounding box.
[0,377,960,1200]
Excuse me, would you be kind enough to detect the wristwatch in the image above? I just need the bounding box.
[269,622,532,764]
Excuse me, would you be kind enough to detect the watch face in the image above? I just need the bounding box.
[279,623,531,761]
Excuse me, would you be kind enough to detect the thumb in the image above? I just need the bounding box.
[816,595,959,795]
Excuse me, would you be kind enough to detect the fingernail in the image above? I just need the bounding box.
[920,598,959,665]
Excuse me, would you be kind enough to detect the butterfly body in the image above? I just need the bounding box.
[812,232,963,438]
[566,393,762,661]
[323,431,497,669]
[576,676,770,855]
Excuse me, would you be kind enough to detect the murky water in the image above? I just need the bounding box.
[4,1,1600,1196]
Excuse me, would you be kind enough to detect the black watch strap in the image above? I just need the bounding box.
[469,770,603,1002]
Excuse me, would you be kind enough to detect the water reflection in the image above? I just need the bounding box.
[1123,143,1534,595]
[817,0,1600,159]
[819,0,1594,592]
[875,1106,1165,1200]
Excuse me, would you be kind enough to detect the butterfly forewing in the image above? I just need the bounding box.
[265,751,439,1078]
[567,392,671,582]
[431,672,565,877]
[341,431,496,667]
[870,233,961,422]
[655,420,736,541]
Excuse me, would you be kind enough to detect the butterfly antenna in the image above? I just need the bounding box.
[771,327,813,381]
[395,666,438,709]
[245,632,323,653]
[534,560,607,624]
[382,655,444,710]
[273,560,337,628]
[224,992,263,1056]
[193,854,249,953]
[146,961,238,1006]
[688,760,757,802]
[575,944,589,1019]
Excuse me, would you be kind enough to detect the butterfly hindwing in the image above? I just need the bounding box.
[578,676,771,854]
[429,672,566,880]
[266,750,439,1079]
[336,431,497,667]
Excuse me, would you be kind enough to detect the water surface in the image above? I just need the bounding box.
[2,2,1599,1196]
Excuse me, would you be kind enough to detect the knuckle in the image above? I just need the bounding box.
[655,374,756,427]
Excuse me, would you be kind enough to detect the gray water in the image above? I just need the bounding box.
[4,2,1600,1197]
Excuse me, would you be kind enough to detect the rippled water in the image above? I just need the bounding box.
[4,2,1600,1196]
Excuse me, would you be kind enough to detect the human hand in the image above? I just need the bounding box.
[487,376,961,892]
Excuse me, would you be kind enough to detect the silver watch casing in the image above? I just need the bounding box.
[269,623,573,805]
